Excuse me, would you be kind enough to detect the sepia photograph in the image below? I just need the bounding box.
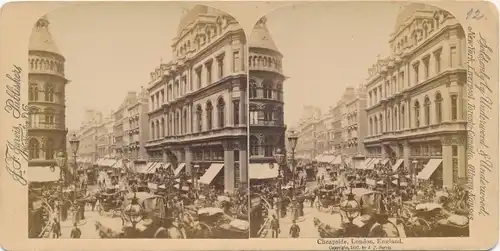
[26,2,249,239]
[1,0,498,250]
[248,2,470,238]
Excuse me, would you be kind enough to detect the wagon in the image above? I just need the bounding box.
[186,207,249,239]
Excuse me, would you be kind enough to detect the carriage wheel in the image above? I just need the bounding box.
[154,227,168,238]
[195,222,213,238]
[410,217,432,237]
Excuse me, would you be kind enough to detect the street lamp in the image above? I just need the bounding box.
[287,129,299,221]
[411,159,418,186]
[55,151,66,222]
[340,184,360,224]
[123,192,145,237]
[69,133,80,223]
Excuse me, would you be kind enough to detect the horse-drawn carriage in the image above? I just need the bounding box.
[400,202,469,237]
[314,183,345,212]
[96,187,123,217]
[315,188,404,238]
[95,191,187,238]
[184,207,249,239]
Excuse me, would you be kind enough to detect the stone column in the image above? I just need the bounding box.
[239,81,246,125]
[239,139,248,190]
[457,135,467,179]
[223,140,235,193]
[185,146,192,175]
[441,136,453,189]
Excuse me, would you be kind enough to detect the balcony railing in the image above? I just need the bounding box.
[28,122,65,130]
[364,121,467,143]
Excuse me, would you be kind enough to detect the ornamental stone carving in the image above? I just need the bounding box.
[441,135,453,146]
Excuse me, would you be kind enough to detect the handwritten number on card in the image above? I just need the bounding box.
[467,8,484,20]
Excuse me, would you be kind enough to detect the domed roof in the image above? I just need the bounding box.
[249,17,280,54]
[177,5,227,36]
[29,15,61,55]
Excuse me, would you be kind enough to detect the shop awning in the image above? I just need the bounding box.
[332,156,342,165]
[417,159,442,180]
[111,159,122,169]
[314,154,324,162]
[147,162,160,173]
[199,163,224,185]
[135,162,150,173]
[174,163,186,176]
[249,163,278,179]
[28,166,60,182]
[381,158,389,165]
[392,159,404,172]
[320,154,336,163]
[358,158,372,169]
[367,158,379,170]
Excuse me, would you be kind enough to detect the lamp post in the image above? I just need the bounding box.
[69,133,80,224]
[272,148,286,220]
[340,182,360,236]
[287,129,299,221]
[411,159,418,186]
[55,151,66,222]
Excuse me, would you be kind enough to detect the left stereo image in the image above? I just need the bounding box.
[27,2,250,239]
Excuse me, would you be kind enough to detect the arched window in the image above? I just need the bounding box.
[151,122,155,139]
[206,101,213,130]
[44,108,55,126]
[249,79,257,98]
[374,116,378,135]
[161,118,165,137]
[175,112,180,135]
[387,109,391,131]
[250,135,259,156]
[262,80,273,99]
[196,105,203,132]
[435,93,443,123]
[369,118,373,136]
[414,100,420,127]
[217,98,225,128]
[379,114,384,133]
[45,138,54,159]
[29,84,38,101]
[393,107,398,130]
[44,83,54,102]
[183,109,187,134]
[264,135,274,157]
[29,138,39,159]
[400,105,405,129]
[155,120,160,139]
[264,105,273,122]
[424,97,431,125]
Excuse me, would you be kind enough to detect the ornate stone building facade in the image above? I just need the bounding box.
[339,86,368,158]
[363,3,466,189]
[248,17,286,165]
[294,106,321,160]
[146,6,247,192]
[27,16,69,181]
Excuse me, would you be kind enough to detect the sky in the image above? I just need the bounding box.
[263,2,404,127]
[45,2,190,130]
[43,2,405,130]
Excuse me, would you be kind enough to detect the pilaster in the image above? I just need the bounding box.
[223,140,235,193]
[441,135,453,189]
[185,146,192,175]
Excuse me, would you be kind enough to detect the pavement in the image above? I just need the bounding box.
[55,206,106,238]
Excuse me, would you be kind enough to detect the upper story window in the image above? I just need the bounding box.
[44,83,54,102]
[262,80,272,99]
[435,92,443,123]
[217,54,225,79]
[434,49,442,73]
[450,46,457,68]
[249,80,257,98]
[451,94,458,120]
[413,62,420,85]
[174,81,179,98]
[423,56,430,79]
[217,98,225,128]
[414,100,421,127]
[196,68,202,89]
[206,61,213,85]
[29,84,39,101]
[232,51,240,72]
[206,101,213,130]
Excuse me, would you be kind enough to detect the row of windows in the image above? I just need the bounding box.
[369,45,458,108]
[249,81,283,100]
[28,84,55,102]
[28,138,55,160]
[150,99,240,140]
[368,92,459,136]
[150,51,242,112]
[249,135,277,157]
[29,58,64,74]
